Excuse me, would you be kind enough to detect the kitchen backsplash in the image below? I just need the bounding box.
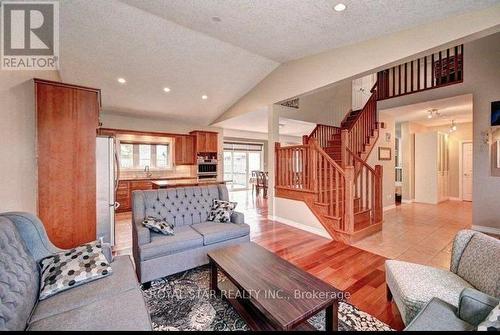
[119,165,196,180]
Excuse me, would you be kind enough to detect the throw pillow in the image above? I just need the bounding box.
[478,302,500,331]
[208,199,237,223]
[39,240,112,300]
[142,216,175,235]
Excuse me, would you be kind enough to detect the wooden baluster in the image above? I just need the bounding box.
[424,55,428,89]
[404,62,407,94]
[454,46,459,83]
[374,165,383,223]
[410,60,414,92]
[391,67,395,98]
[365,168,369,210]
[275,143,280,187]
[417,58,421,91]
[431,53,435,87]
[398,64,401,95]
[335,169,339,218]
[344,166,355,233]
[446,48,450,84]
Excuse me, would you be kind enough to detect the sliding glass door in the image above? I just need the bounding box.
[224,142,263,190]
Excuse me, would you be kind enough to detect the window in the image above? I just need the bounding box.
[223,141,263,190]
[119,143,171,170]
[138,144,151,168]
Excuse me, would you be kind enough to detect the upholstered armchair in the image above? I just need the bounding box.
[385,229,500,326]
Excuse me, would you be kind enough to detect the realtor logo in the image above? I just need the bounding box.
[1,1,59,70]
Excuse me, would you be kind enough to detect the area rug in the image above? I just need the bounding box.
[141,265,393,331]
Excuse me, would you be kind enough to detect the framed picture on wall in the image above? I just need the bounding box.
[378,147,392,160]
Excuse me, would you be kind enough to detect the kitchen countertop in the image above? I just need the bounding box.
[151,179,230,188]
[119,176,196,182]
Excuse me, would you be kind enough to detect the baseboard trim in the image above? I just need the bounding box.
[270,215,332,240]
[401,199,413,204]
[449,197,462,201]
[471,225,500,235]
[383,204,397,211]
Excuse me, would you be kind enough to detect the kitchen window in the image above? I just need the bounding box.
[119,142,171,170]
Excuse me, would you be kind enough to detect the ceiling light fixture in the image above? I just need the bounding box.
[202,95,208,100]
[211,16,222,22]
[117,78,126,84]
[449,120,457,133]
[163,87,171,93]
[427,108,440,119]
[334,3,346,12]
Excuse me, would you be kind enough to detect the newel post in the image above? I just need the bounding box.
[374,165,383,223]
[341,129,349,168]
[344,165,355,233]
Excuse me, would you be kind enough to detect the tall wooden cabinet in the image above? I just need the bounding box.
[414,132,449,204]
[35,79,100,248]
[190,131,218,153]
[174,135,196,165]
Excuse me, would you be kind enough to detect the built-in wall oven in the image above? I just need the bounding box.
[197,154,217,180]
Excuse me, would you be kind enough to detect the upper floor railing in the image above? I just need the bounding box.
[377,44,464,100]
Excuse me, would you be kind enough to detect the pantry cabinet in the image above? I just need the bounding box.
[174,135,196,165]
[190,131,218,153]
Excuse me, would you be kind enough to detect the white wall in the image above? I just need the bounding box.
[0,71,60,213]
[279,79,352,126]
[352,73,377,110]
[274,197,331,239]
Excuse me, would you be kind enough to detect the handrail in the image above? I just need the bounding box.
[310,139,345,176]
[346,147,375,174]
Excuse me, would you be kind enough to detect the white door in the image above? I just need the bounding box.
[462,142,473,201]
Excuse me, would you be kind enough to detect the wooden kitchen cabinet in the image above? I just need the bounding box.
[174,135,196,165]
[35,79,100,248]
[190,131,218,153]
[116,180,153,212]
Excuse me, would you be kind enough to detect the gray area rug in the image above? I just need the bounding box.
[142,265,393,331]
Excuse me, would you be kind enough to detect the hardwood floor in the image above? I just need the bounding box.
[115,191,473,330]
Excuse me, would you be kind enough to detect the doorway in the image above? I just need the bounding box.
[461,141,473,201]
[223,142,263,190]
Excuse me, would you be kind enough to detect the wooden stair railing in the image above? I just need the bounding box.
[308,124,341,149]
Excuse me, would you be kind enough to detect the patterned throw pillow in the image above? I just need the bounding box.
[142,216,175,235]
[478,302,500,331]
[39,240,112,300]
[208,200,237,223]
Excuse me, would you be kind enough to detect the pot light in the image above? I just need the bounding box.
[211,16,222,22]
[202,95,208,100]
[334,3,346,12]
[163,87,171,93]
[117,78,126,84]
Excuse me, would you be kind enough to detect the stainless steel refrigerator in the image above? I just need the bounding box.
[96,136,120,245]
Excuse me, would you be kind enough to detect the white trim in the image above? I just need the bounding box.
[471,225,500,235]
[449,197,461,201]
[383,204,397,211]
[401,199,414,204]
[459,140,473,202]
[269,215,333,240]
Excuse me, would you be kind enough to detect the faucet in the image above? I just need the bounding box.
[144,165,152,178]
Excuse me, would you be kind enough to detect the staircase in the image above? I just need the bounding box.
[275,85,383,244]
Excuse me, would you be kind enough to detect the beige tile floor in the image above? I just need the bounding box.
[353,200,472,269]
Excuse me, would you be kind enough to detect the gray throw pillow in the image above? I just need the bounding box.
[142,216,175,235]
[478,302,500,331]
[39,240,112,300]
[208,199,237,223]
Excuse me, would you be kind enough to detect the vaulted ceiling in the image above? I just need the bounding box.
[58,0,499,126]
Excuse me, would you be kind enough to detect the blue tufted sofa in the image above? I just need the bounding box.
[132,184,250,283]
[0,212,152,331]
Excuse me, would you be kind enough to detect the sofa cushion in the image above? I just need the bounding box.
[28,289,152,331]
[208,200,237,223]
[142,216,174,235]
[141,186,220,227]
[39,240,112,300]
[30,255,138,323]
[0,217,39,331]
[386,260,474,325]
[139,226,203,261]
[191,222,250,246]
[405,298,474,331]
[456,233,500,298]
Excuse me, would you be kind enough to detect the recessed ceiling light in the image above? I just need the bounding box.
[202,95,208,100]
[334,3,346,12]
[163,87,171,93]
[211,16,221,22]
[117,78,126,84]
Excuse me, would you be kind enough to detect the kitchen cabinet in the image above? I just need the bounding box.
[190,131,218,153]
[116,180,153,212]
[35,79,100,248]
[174,135,196,165]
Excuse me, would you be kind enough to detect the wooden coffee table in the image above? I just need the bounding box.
[207,242,341,331]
